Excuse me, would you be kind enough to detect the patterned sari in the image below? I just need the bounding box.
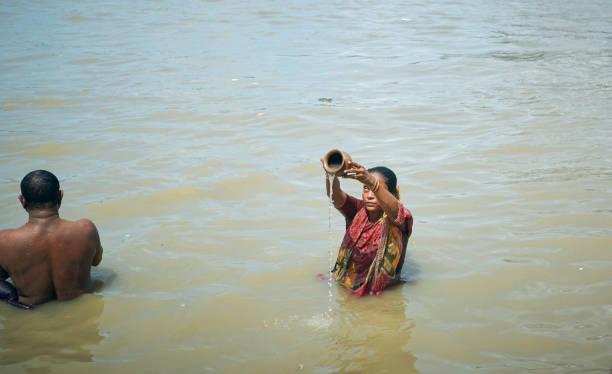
[332,196,412,296]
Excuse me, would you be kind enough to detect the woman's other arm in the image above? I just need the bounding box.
[325,174,347,209]
[322,158,348,209]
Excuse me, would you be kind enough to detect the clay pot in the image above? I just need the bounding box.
[323,149,352,174]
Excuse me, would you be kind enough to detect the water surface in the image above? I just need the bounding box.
[1,0,611,373]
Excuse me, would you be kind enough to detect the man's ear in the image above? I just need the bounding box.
[58,190,63,209]
[18,194,27,210]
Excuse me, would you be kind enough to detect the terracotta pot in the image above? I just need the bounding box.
[323,149,351,174]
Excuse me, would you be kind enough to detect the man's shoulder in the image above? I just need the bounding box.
[0,228,13,251]
[0,227,16,237]
[72,218,96,228]
[0,226,30,260]
[0,225,26,244]
[62,218,98,234]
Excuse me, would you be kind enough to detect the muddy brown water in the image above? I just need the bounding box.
[1,0,611,373]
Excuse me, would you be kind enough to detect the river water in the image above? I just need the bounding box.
[1,0,611,373]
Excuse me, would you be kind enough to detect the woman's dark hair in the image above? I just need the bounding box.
[367,166,398,198]
[20,170,60,209]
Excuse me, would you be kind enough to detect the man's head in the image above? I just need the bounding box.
[19,170,62,210]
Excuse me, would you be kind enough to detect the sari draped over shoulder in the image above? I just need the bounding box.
[332,195,413,296]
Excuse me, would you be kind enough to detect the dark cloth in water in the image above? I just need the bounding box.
[0,280,34,310]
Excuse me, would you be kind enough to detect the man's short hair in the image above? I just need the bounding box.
[20,170,60,209]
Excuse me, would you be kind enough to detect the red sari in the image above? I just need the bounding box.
[332,195,413,296]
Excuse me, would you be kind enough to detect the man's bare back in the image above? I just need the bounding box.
[0,170,103,306]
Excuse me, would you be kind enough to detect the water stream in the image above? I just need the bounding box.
[326,172,335,314]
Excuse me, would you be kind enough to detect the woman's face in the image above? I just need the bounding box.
[362,172,388,214]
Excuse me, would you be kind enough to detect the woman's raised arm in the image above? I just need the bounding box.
[343,161,400,222]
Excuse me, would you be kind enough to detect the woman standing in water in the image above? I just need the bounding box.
[324,156,413,296]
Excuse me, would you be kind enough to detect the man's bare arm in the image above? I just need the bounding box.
[0,231,9,280]
[90,223,103,267]
[81,220,103,266]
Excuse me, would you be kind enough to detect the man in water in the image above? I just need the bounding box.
[0,170,103,307]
